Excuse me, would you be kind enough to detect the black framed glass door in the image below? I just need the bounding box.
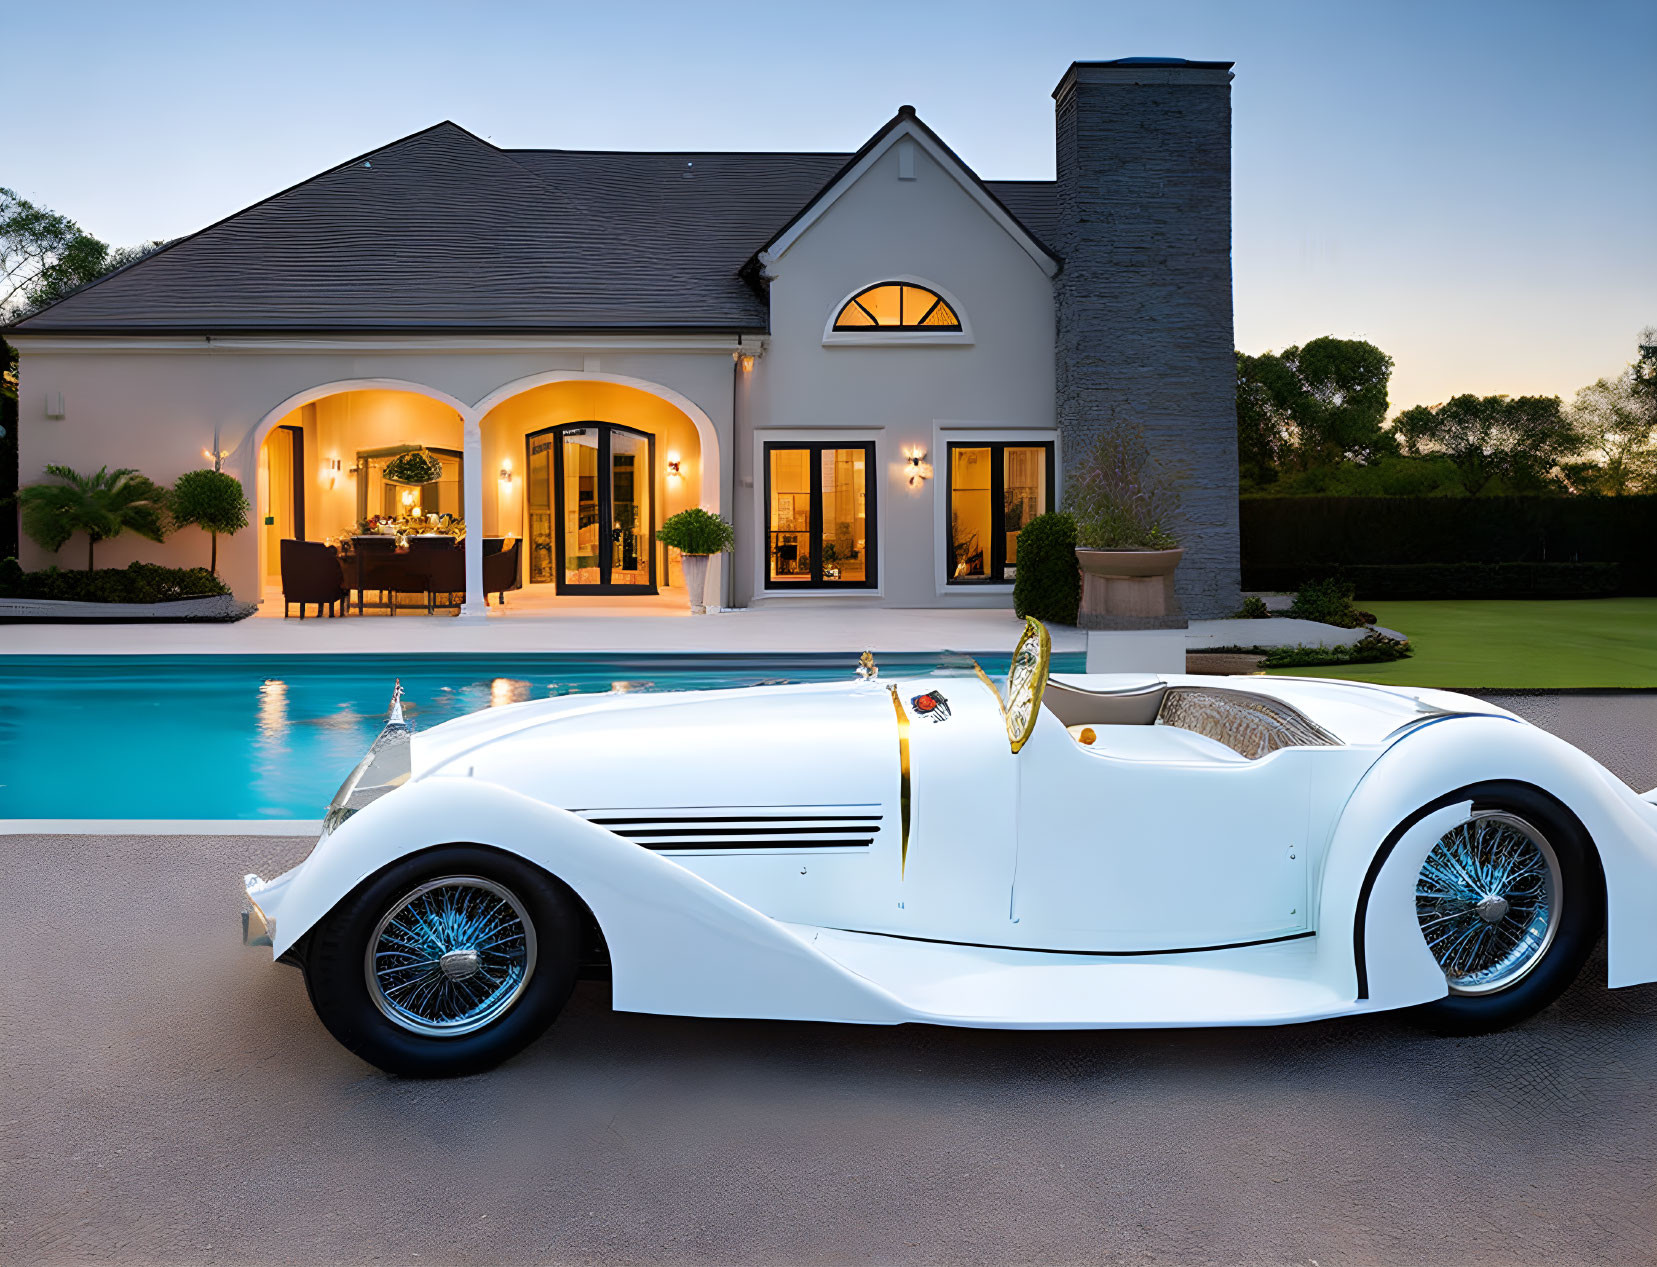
[526,422,656,594]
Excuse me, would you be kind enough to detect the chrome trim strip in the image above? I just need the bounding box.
[888,685,912,877]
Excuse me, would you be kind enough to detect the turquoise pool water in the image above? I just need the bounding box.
[0,653,1081,820]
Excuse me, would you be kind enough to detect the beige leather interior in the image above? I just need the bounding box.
[1043,680,1168,727]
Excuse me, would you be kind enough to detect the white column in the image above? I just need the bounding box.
[460,413,487,618]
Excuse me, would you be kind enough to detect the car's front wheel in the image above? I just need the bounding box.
[1412,784,1602,1034]
[302,845,582,1076]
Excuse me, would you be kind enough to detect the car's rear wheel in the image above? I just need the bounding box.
[302,845,582,1076]
[1412,784,1602,1034]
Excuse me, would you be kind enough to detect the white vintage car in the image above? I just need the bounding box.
[242,620,1657,1077]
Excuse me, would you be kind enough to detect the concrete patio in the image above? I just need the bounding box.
[0,589,1381,662]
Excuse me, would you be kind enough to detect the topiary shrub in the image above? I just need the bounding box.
[1288,576,1365,628]
[170,468,250,575]
[1237,595,1271,619]
[656,507,735,555]
[1013,512,1080,625]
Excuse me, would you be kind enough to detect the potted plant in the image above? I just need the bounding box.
[655,508,734,614]
[1065,426,1183,628]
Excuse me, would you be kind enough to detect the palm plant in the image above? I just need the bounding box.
[17,464,169,570]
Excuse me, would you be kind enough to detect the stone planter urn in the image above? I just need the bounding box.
[1075,547,1185,629]
[680,553,712,615]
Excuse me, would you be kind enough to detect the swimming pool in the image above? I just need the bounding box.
[0,652,1081,820]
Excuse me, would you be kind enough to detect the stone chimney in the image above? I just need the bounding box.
[1053,58,1240,619]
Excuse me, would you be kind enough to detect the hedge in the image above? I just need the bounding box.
[1241,496,1657,597]
[0,559,232,603]
[1249,562,1622,600]
[1013,512,1080,625]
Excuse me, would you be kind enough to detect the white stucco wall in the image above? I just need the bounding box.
[11,136,1056,614]
[740,134,1056,608]
[9,343,737,604]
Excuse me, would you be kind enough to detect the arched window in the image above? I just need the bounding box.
[832,282,962,332]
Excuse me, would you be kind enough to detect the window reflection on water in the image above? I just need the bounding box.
[490,678,532,707]
[257,679,288,737]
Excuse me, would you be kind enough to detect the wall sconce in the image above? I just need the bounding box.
[905,448,933,488]
[324,457,342,489]
[498,456,514,486]
[202,447,230,471]
[737,354,756,373]
[665,452,683,480]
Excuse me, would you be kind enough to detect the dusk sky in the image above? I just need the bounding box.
[12,0,1653,413]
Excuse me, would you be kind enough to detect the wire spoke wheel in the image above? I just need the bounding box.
[365,876,538,1037]
[1416,811,1562,996]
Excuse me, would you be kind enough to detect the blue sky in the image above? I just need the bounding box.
[11,0,1654,411]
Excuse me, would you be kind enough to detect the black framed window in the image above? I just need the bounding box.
[947,441,1054,584]
[832,282,961,331]
[764,442,877,588]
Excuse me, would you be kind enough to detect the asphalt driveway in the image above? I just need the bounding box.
[3,693,1655,1265]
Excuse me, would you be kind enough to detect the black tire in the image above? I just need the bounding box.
[1412,783,1603,1035]
[302,845,583,1077]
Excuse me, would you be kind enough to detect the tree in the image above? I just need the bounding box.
[170,468,250,574]
[23,237,165,311]
[1235,351,1298,486]
[1236,337,1396,486]
[1393,394,1580,495]
[1630,326,1656,429]
[1563,374,1657,494]
[17,464,169,570]
[1288,336,1397,465]
[3,186,168,317]
[1,187,81,315]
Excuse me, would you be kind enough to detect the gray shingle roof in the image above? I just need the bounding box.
[9,121,1056,335]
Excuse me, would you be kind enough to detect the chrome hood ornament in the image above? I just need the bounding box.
[321,679,414,836]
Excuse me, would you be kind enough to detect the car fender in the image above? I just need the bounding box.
[1317,714,1657,1005]
[266,776,911,1025]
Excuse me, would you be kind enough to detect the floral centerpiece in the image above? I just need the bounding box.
[351,513,465,547]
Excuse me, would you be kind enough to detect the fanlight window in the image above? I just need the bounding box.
[832,283,961,332]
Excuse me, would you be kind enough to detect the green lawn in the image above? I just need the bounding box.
[1264,598,1657,689]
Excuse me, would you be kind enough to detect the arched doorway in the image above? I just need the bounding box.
[480,379,705,601]
[254,387,465,597]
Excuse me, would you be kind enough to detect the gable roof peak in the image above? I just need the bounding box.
[751,106,1059,279]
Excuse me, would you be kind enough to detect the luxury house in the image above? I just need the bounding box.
[6,58,1240,617]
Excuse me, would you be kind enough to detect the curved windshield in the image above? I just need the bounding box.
[974,617,1051,753]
